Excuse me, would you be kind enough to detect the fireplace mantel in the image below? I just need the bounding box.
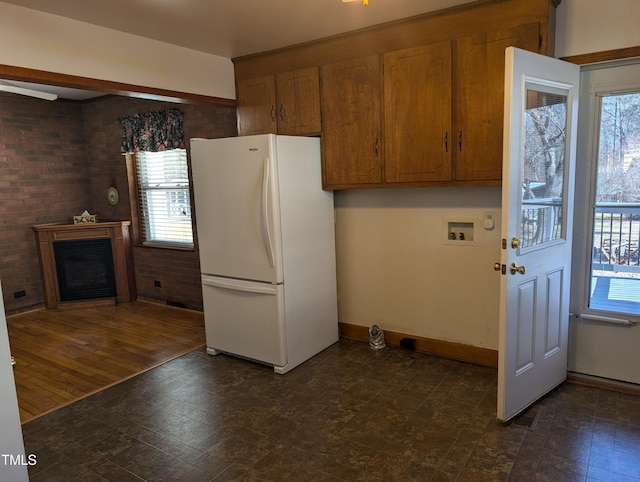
[33,221,136,309]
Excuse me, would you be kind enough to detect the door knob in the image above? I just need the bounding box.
[511,237,521,249]
[494,262,501,271]
[510,262,526,275]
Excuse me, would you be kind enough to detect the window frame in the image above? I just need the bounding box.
[126,149,195,250]
[570,58,640,322]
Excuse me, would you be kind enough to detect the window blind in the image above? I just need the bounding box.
[135,149,193,247]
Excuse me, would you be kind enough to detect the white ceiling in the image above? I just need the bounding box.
[2,0,475,58]
[1,0,475,99]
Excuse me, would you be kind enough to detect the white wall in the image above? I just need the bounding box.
[0,2,236,100]
[335,188,502,348]
[556,0,640,58]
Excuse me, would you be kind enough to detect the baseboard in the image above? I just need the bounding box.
[136,297,203,313]
[338,322,498,368]
[56,298,116,311]
[567,372,640,395]
[6,303,45,317]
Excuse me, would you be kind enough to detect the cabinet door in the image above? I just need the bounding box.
[237,75,277,136]
[384,41,452,183]
[455,23,540,181]
[276,67,321,136]
[321,55,382,187]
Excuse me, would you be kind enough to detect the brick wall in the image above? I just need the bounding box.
[0,92,91,311]
[0,91,236,312]
[81,96,237,310]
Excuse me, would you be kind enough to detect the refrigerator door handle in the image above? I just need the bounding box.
[262,157,276,268]
[201,275,277,295]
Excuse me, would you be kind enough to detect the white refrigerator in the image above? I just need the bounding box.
[190,134,338,374]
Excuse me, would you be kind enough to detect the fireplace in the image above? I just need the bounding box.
[33,221,136,309]
[53,239,117,302]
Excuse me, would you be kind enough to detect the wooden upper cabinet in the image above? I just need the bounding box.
[276,67,321,135]
[454,22,540,181]
[236,68,321,137]
[236,75,277,136]
[321,55,382,188]
[384,41,452,183]
[233,0,558,189]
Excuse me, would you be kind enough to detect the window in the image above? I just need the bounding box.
[117,108,188,248]
[134,149,194,247]
[521,88,568,249]
[573,60,640,318]
[588,91,640,314]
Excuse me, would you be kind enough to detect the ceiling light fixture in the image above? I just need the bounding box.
[342,0,368,5]
[0,81,57,101]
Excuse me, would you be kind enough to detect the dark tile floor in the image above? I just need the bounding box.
[21,339,640,481]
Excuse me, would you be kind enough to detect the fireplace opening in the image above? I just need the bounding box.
[53,238,117,302]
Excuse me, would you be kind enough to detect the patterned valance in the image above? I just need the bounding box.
[117,108,184,154]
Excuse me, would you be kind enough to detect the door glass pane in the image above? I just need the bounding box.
[521,86,568,249]
[589,92,640,315]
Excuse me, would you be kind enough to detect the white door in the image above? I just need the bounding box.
[497,47,580,421]
[0,282,29,481]
[569,62,640,385]
[190,135,282,283]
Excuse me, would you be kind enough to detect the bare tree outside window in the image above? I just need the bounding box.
[598,93,640,203]
[589,91,640,314]
[520,90,567,247]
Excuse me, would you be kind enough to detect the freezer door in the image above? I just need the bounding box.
[191,136,282,283]
[201,275,286,367]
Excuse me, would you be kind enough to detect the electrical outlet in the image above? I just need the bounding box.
[154,280,161,288]
[13,290,26,299]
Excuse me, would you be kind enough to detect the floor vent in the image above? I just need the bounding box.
[512,405,542,431]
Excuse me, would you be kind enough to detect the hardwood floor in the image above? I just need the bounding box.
[6,300,205,424]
